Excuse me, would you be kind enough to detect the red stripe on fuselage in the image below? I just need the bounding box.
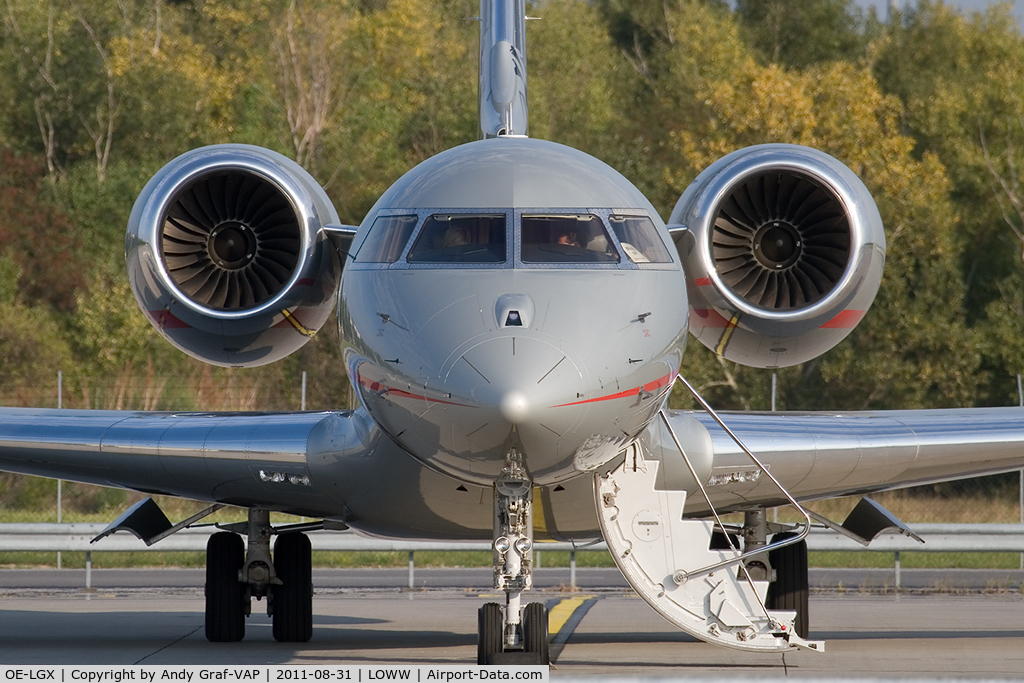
[356,372,473,407]
[551,372,674,408]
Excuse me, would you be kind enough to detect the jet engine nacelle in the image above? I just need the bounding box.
[126,144,341,367]
[670,144,885,369]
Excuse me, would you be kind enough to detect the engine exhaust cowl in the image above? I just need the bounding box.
[670,144,885,368]
[126,144,341,367]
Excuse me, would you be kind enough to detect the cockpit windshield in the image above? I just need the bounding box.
[520,214,619,263]
[357,215,418,263]
[407,214,507,263]
[354,210,674,269]
[608,215,674,264]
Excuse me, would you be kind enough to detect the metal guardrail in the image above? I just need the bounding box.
[805,524,1024,553]
[3,522,1024,552]
[0,523,585,590]
[1,523,1023,589]
[0,523,500,553]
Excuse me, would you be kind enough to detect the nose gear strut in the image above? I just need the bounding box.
[477,448,550,664]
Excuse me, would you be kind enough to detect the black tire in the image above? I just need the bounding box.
[766,531,809,638]
[522,602,550,664]
[205,531,246,642]
[477,602,503,665]
[272,532,313,642]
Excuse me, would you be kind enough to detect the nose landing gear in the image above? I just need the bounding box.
[478,450,550,665]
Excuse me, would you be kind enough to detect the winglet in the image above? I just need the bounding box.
[92,497,172,546]
[808,497,924,546]
[842,497,925,544]
[92,497,225,547]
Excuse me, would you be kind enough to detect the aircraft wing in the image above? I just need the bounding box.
[0,405,507,541]
[664,406,1024,515]
[3,402,1022,526]
[0,407,365,518]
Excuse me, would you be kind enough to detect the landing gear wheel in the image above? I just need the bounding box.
[522,602,550,664]
[272,532,313,642]
[477,602,504,665]
[766,531,809,638]
[205,531,246,642]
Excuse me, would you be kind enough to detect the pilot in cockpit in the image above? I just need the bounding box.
[553,225,580,248]
[443,225,472,248]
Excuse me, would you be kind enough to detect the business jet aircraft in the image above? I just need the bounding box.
[1,0,1023,664]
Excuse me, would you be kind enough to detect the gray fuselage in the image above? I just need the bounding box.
[337,137,689,486]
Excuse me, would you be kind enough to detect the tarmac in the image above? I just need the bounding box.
[0,568,1022,677]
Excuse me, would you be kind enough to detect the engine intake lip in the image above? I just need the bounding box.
[161,171,302,312]
[129,144,331,321]
[668,143,886,366]
[711,169,851,313]
[676,145,883,324]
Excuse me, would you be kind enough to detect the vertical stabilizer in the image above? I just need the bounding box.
[479,0,528,138]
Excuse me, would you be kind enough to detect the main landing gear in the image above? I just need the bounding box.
[204,508,313,643]
[477,450,550,665]
[766,530,809,638]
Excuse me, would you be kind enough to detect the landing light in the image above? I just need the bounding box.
[258,469,311,486]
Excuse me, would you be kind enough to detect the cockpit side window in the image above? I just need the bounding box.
[407,214,507,263]
[609,215,674,264]
[520,214,619,263]
[356,215,418,263]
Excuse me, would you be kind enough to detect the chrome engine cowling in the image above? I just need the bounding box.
[126,144,341,367]
[670,144,885,368]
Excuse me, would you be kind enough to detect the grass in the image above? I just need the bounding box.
[810,551,1024,570]
[0,494,253,525]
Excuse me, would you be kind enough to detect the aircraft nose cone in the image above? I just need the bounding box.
[499,391,530,424]
[423,334,590,480]
[444,335,585,430]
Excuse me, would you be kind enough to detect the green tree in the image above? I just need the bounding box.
[0,253,72,407]
[0,0,97,176]
[309,0,477,221]
[872,0,1024,403]
[527,0,622,154]
[0,148,84,312]
[734,0,869,69]
[592,0,753,215]
[108,23,238,164]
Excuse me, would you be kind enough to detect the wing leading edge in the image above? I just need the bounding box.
[0,406,574,542]
[658,406,1024,515]
[3,404,1023,526]
[0,407,360,518]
